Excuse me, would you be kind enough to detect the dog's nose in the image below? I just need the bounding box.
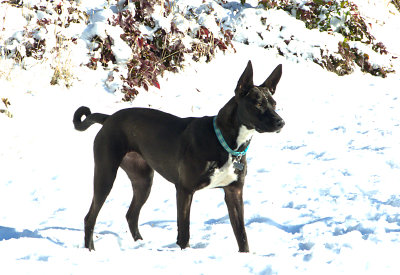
[276,119,285,129]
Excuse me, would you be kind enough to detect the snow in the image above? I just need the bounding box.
[1,0,400,274]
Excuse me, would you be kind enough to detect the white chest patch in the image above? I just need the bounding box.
[205,125,255,189]
[206,155,237,189]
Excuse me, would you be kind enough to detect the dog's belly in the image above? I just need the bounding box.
[206,156,238,189]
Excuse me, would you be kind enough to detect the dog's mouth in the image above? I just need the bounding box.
[255,127,281,133]
[255,126,284,133]
[255,127,263,133]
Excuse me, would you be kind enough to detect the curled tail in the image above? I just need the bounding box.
[73,106,109,131]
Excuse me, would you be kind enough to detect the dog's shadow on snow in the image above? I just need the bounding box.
[0,226,45,241]
[0,225,81,246]
[0,216,332,250]
[140,220,175,229]
[245,216,332,234]
[205,215,332,234]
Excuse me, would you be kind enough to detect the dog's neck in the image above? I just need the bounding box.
[215,97,255,152]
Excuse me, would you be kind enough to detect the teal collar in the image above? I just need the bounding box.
[213,116,250,156]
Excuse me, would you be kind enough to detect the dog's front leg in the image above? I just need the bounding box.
[176,187,194,249]
[224,184,249,252]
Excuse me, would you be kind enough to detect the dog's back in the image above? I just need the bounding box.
[97,108,200,182]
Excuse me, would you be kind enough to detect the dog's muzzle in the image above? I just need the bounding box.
[274,119,285,133]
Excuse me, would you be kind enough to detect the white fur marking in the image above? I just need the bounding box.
[206,125,255,189]
[206,155,237,189]
[236,125,255,150]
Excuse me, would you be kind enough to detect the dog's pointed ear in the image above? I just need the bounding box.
[235,60,254,97]
[261,64,282,95]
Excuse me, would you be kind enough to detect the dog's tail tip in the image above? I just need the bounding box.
[73,106,92,131]
[73,106,109,131]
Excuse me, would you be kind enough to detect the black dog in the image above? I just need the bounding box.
[73,61,284,252]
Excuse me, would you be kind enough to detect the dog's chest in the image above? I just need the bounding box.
[204,125,253,189]
[206,155,238,189]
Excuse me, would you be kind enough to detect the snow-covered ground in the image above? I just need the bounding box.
[1,0,400,274]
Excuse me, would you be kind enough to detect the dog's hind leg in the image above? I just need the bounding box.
[84,135,124,251]
[120,152,154,242]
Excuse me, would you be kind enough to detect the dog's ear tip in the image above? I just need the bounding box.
[243,60,253,74]
[275,64,283,74]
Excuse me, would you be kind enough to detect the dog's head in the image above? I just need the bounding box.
[235,61,285,133]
